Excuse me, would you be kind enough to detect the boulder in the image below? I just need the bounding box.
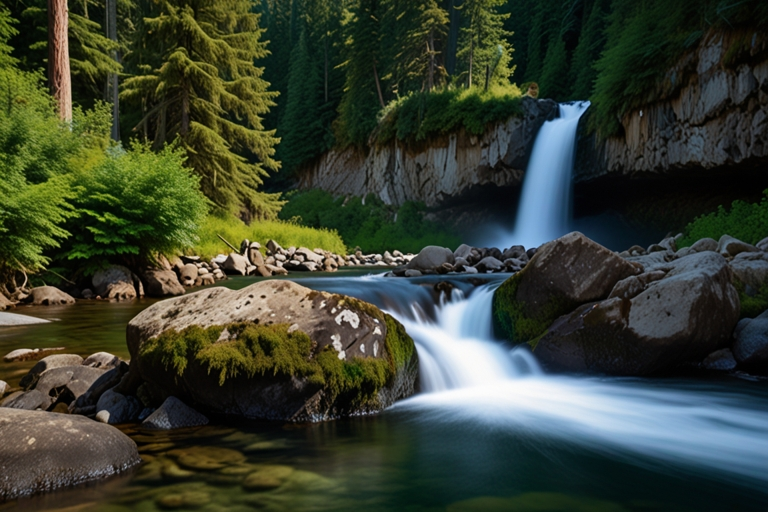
[718,235,758,258]
[178,263,199,287]
[453,244,473,261]
[404,270,422,277]
[222,253,249,276]
[126,280,418,422]
[33,366,107,407]
[143,269,185,297]
[501,245,527,261]
[492,232,640,344]
[295,248,324,265]
[249,245,265,267]
[266,240,284,255]
[757,236,768,252]
[141,396,209,430]
[3,346,63,362]
[69,365,127,415]
[92,265,142,300]
[19,354,84,389]
[475,256,504,272]
[0,408,140,500]
[95,389,142,424]
[23,286,75,306]
[533,251,740,375]
[406,246,455,272]
[0,313,50,328]
[701,348,738,371]
[690,238,718,253]
[729,252,768,290]
[82,352,121,370]
[732,309,768,368]
[1,389,52,411]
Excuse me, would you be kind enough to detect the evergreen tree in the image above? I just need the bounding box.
[538,20,570,99]
[122,0,281,219]
[456,0,513,89]
[0,6,18,67]
[398,0,449,92]
[569,0,610,99]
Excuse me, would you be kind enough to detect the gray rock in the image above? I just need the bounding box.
[690,238,718,253]
[3,347,63,362]
[69,365,127,414]
[81,289,94,299]
[0,408,140,500]
[757,236,768,252]
[453,244,473,260]
[718,235,758,258]
[92,265,142,300]
[141,396,209,430]
[143,269,185,297]
[608,270,667,300]
[95,389,142,424]
[265,264,288,276]
[675,247,695,258]
[20,354,84,389]
[295,248,324,264]
[1,389,52,411]
[82,352,121,369]
[463,266,478,274]
[0,313,50,327]
[23,286,75,306]
[267,239,284,255]
[658,237,677,253]
[222,253,249,276]
[729,252,768,290]
[404,269,422,277]
[501,245,527,261]
[534,251,740,375]
[733,309,768,367]
[33,366,107,406]
[406,246,455,271]
[701,348,738,371]
[476,256,504,272]
[126,280,418,422]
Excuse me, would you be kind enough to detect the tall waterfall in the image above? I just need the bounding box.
[496,101,590,249]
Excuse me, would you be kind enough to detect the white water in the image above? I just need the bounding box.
[494,101,590,249]
[387,284,768,489]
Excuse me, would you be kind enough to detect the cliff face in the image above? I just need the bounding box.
[576,30,768,182]
[298,98,558,207]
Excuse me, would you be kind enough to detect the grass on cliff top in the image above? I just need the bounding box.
[191,213,347,260]
[374,84,524,146]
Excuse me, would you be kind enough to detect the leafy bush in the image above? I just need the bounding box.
[375,84,523,145]
[193,213,347,260]
[65,144,208,272]
[678,190,768,248]
[278,189,460,254]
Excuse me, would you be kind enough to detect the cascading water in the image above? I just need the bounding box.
[493,101,590,249]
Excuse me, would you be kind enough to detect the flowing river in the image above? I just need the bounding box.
[1,272,767,511]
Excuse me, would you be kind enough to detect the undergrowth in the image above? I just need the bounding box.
[678,190,768,248]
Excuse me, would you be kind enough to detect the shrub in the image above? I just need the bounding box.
[65,143,208,273]
[192,213,347,260]
[678,191,768,248]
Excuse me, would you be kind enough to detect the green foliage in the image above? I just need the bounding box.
[375,84,523,144]
[278,189,460,254]
[65,143,208,272]
[122,0,281,218]
[140,321,400,406]
[0,5,18,67]
[456,0,513,89]
[193,212,347,260]
[678,191,768,248]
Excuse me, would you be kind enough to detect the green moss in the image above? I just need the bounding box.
[492,273,579,344]
[734,279,768,320]
[139,316,414,408]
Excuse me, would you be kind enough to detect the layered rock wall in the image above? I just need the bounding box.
[298,98,558,207]
[576,30,768,182]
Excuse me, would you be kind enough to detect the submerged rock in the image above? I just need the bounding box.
[533,251,740,375]
[0,408,140,500]
[3,346,63,362]
[126,280,418,422]
[701,348,738,371]
[492,232,640,344]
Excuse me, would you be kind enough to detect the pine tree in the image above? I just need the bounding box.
[569,0,610,99]
[48,0,72,121]
[122,0,281,219]
[396,0,449,92]
[0,6,18,67]
[456,0,513,89]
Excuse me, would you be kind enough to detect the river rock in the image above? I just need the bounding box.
[406,246,455,272]
[0,408,140,500]
[0,313,50,327]
[0,381,6,396]
[453,244,473,260]
[295,248,323,264]
[701,348,738,371]
[1,389,52,410]
[492,232,640,343]
[69,365,127,414]
[718,235,758,258]
[475,256,504,272]
[223,253,249,276]
[690,238,718,253]
[93,265,142,300]
[178,263,199,287]
[126,280,418,422]
[729,252,768,290]
[95,388,142,424]
[33,366,107,407]
[3,347,63,362]
[83,352,121,369]
[19,354,84,389]
[141,396,209,430]
[757,237,768,252]
[533,251,740,375]
[23,286,75,306]
[732,309,768,368]
[143,269,185,297]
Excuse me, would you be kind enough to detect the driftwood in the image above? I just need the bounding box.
[217,234,239,253]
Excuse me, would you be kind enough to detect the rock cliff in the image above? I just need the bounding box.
[298,98,558,207]
[575,29,768,182]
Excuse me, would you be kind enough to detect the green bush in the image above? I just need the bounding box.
[65,143,209,273]
[278,189,460,254]
[192,213,347,260]
[375,84,523,145]
[678,190,768,248]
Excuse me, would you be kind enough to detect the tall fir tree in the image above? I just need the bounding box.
[122,0,281,219]
[568,0,610,99]
[456,0,513,88]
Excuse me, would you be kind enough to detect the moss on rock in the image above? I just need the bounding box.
[734,278,768,319]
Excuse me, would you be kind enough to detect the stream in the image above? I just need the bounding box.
[1,272,767,511]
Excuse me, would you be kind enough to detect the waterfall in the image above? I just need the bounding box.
[495,101,590,249]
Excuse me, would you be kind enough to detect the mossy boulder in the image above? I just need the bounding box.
[533,251,740,375]
[492,232,640,344]
[126,280,417,422]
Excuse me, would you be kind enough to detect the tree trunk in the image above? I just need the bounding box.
[373,63,385,109]
[468,36,474,88]
[180,86,190,137]
[48,0,72,122]
[428,31,435,91]
[106,0,120,141]
[324,37,329,103]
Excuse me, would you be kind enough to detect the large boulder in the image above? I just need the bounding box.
[406,246,455,272]
[92,265,143,300]
[31,366,108,409]
[126,280,418,422]
[23,286,75,306]
[141,396,209,430]
[492,232,640,343]
[732,309,768,369]
[222,253,249,276]
[533,251,740,375]
[0,408,140,500]
[19,354,84,389]
[729,252,768,290]
[142,269,185,297]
